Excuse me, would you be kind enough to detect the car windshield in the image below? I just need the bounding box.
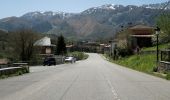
[0,0,170,100]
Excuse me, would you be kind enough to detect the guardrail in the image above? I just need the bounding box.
[0,66,29,77]
[13,63,28,67]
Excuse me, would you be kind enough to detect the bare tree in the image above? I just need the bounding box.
[9,29,39,62]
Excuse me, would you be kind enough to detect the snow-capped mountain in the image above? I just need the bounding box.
[0,2,169,40]
[21,11,74,20]
[82,4,124,14]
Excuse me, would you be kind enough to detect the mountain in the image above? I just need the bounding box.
[0,2,170,40]
[142,2,170,9]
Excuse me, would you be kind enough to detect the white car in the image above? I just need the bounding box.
[65,57,76,63]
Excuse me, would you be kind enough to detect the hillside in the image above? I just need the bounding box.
[0,2,170,40]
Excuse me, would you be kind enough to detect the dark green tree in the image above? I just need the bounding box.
[55,35,66,55]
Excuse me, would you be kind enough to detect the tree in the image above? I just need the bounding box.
[157,14,170,43]
[9,29,39,62]
[55,35,66,55]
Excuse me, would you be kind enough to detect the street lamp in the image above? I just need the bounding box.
[154,26,160,64]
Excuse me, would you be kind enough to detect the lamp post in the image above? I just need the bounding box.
[154,27,160,64]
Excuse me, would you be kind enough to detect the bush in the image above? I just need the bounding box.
[118,48,133,57]
[166,72,170,80]
[153,67,158,72]
[0,75,7,79]
[17,71,23,75]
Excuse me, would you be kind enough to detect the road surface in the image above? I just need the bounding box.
[0,53,170,100]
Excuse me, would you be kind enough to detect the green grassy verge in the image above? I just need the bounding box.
[104,53,168,79]
[115,54,156,72]
[105,43,170,80]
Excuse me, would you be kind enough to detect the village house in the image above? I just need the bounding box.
[34,37,56,56]
[72,41,101,53]
[111,24,155,57]
[129,25,154,49]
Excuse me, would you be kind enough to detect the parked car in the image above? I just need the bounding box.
[43,57,56,66]
[65,56,76,63]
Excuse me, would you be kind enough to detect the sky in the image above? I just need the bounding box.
[0,0,168,19]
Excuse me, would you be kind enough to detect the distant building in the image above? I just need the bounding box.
[104,44,111,54]
[129,25,154,48]
[83,42,100,53]
[66,45,74,52]
[34,37,56,56]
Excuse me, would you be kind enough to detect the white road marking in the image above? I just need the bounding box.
[106,78,120,100]
[102,72,120,100]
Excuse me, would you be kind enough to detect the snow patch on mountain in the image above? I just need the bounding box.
[82,4,119,14]
[21,11,74,20]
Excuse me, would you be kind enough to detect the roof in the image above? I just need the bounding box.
[130,35,154,37]
[66,45,74,48]
[104,45,111,48]
[129,25,153,30]
[34,37,56,46]
[100,44,105,46]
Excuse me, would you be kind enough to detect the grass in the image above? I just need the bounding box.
[104,42,170,79]
[105,54,169,79]
[165,72,170,80]
[113,54,156,73]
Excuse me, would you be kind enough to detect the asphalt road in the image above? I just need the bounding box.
[0,53,170,100]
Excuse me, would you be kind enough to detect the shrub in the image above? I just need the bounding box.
[153,67,158,72]
[166,72,170,80]
[118,48,133,57]
[17,71,23,75]
[0,75,7,79]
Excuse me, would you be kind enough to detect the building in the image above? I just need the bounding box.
[66,45,74,52]
[34,37,56,56]
[129,25,154,49]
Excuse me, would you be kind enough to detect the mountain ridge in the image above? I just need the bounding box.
[0,2,170,40]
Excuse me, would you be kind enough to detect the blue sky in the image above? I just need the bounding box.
[0,0,168,19]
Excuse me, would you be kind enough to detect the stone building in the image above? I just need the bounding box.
[129,25,154,49]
